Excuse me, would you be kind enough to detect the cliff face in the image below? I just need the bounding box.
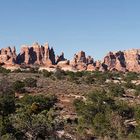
[102,49,140,72]
[16,42,55,66]
[0,42,139,72]
[0,47,17,66]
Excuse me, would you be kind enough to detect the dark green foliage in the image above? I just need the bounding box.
[125,72,139,81]
[124,81,136,89]
[11,94,59,139]
[24,78,37,87]
[21,94,57,113]
[74,71,85,77]
[117,101,134,119]
[83,74,95,84]
[135,84,140,92]
[108,84,125,97]
[12,68,22,73]
[0,66,11,74]
[54,68,66,80]
[29,66,39,73]
[42,70,53,77]
[13,80,25,93]
[0,80,15,116]
[91,71,108,83]
[73,89,136,139]
[0,93,60,139]
[0,80,15,136]
[134,105,140,121]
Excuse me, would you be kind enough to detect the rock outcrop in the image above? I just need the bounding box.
[17,42,55,66]
[0,42,139,72]
[124,49,140,72]
[102,49,140,72]
[56,52,66,64]
[0,47,17,65]
[70,51,95,71]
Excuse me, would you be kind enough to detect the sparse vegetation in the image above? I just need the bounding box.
[24,78,37,87]
[0,70,140,139]
[13,80,25,93]
[0,66,11,74]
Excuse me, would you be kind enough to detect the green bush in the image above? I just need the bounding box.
[54,68,66,80]
[124,81,136,89]
[42,70,53,77]
[117,101,134,119]
[0,66,11,73]
[12,68,22,73]
[125,72,139,81]
[24,78,37,87]
[136,84,140,92]
[83,74,95,84]
[8,94,59,139]
[0,80,15,116]
[108,84,125,97]
[21,94,57,112]
[13,80,25,93]
[73,88,136,139]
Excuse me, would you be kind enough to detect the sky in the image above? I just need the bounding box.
[0,0,140,60]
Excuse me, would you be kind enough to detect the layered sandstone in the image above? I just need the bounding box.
[70,51,95,71]
[0,42,139,72]
[102,49,140,72]
[17,42,55,66]
[0,47,17,66]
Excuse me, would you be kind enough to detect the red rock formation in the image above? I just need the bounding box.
[87,64,96,71]
[17,42,55,66]
[0,42,139,73]
[32,42,42,64]
[124,49,140,72]
[102,49,140,72]
[18,45,30,64]
[70,51,94,71]
[56,52,66,64]
[0,47,17,65]
[43,43,55,66]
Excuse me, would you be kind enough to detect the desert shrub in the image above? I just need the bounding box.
[0,80,15,136]
[54,68,66,80]
[135,84,140,92]
[125,72,139,81]
[42,70,53,77]
[12,68,22,73]
[83,74,95,84]
[21,94,57,112]
[134,105,140,121]
[8,94,59,139]
[124,81,136,89]
[108,84,125,97]
[117,101,134,119]
[73,89,136,139]
[0,80,15,116]
[0,66,11,73]
[1,133,16,140]
[29,67,39,73]
[66,72,81,84]
[74,71,85,77]
[24,78,37,87]
[91,71,107,83]
[65,71,75,78]
[133,85,140,96]
[13,80,25,93]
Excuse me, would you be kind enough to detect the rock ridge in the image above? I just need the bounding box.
[0,42,139,72]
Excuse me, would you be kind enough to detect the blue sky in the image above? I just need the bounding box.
[0,0,140,60]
